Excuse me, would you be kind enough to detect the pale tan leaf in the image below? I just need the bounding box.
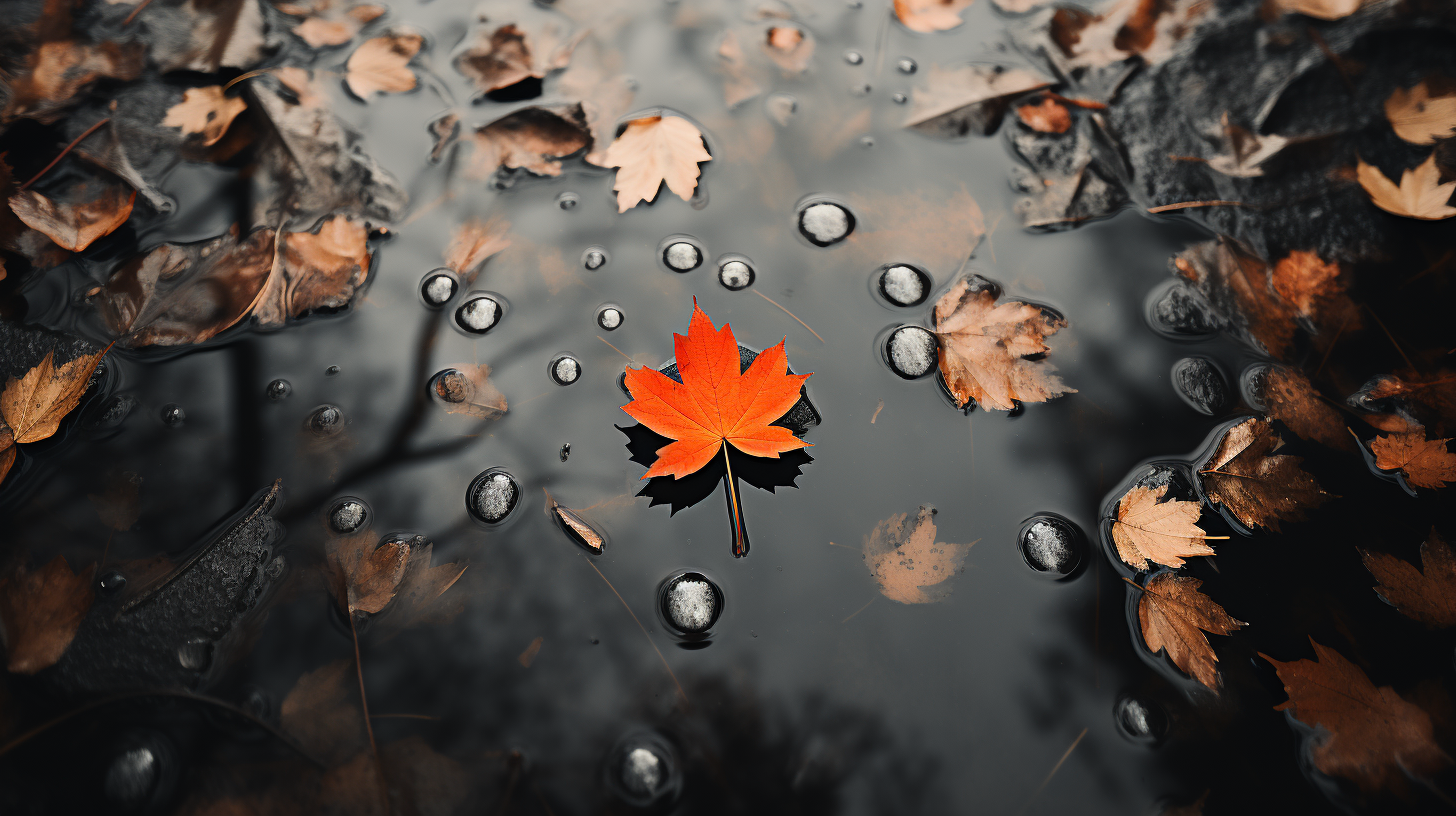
[1269,0,1362,21]
[933,275,1073,411]
[466,105,591,179]
[9,182,136,253]
[1357,155,1456,221]
[443,219,511,282]
[162,86,247,146]
[345,33,422,98]
[1112,484,1215,570]
[904,64,1050,136]
[601,115,713,213]
[862,505,973,604]
[894,0,975,33]
[1385,80,1456,145]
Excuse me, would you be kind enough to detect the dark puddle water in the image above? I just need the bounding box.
[4,2,1429,815]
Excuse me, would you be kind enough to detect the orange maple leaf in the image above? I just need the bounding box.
[622,301,811,481]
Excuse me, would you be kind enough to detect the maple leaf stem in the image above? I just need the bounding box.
[1120,576,1143,591]
[1198,468,1259,480]
[350,612,389,814]
[722,445,748,557]
[18,118,111,191]
[754,290,824,343]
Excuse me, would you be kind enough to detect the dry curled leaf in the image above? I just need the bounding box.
[345,33,423,99]
[1263,367,1353,452]
[1200,417,1328,531]
[544,490,605,553]
[0,555,96,674]
[1016,97,1071,133]
[466,104,591,179]
[1357,154,1456,221]
[1269,0,1361,21]
[904,64,1051,137]
[933,275,1073,412]
[9,180,136,253]
[1362,531,1456,628]
[162,86,247,146]
[254,215,373,327]
[434,365,508,420]
[601,115,713,213]
[1262,639,1450,793]
[326,532,411,615]
[1,348,105,444]
[1136,572,1244,690]
[1111,483,1215,570]
[862,505,973,604]
[1370,431,1456,489]
[2,40,144,123]
[1384,80,1456,145]
[443,219,511,284]
[894,0,975,33]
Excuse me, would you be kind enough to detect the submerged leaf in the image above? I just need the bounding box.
[345,33,423,98]
[1263,367,1352,452]
[1111,483,1215,570]
[1136,572,1244,690]
[9,179,136,253]
[862,505,973,604]
[434,365,508,420]
[453,16,580,96]
[443,219,511,284]
[0,556,96,674]
[254,215,373,327]
[465,104,591,179]
[162,86,247,146]
[1370,431,1456,489]
[894,0,974,33]
[933,275,1073,412]
[601,115,713,213]
[326,532,410,615]
[904,64,1050,137]
[1362,531,1456,628]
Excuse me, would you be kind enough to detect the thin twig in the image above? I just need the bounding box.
[122,0,154,25]
[1147,199,1247,214]
[597,335,633,362]
[583,558,688,704]
[222,69,270,93]
[1364,304,1417,373]
[754,291,824,343]
[19,118,111,191]
[1017,727,1089,816]
[841,596,876,624]
[351,613,390,814]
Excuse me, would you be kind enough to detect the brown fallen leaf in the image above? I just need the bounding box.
[0,555,96,674]
[894,0,974,33]
[994,0,1046,10]
[1135,572,1244,691]
[278,0,386,48]
[1,348,106,444]
[717,30,762,108]
[601,115,713,213]
[254,215,373,327]
[1370,431,1456,489]
[1173,239,1314,359]
[1200,417,1328,531]
[443,219,511,285]
[0,434,14,485]
[1016,97,1071,133]
[1362,531,1456,628]
[1270,250,1356,330]
[863,505,973,604]
[9,180,136,253]
[846,187,985,274]
[1111,483,1217,570]
[465,104,591,179]
[1263,367,1353,452]
[1160,791,1210,816]
[88,471,142,531]
[433,366,507,420]
[1269,0,1361,21]
[1364,372,1456,436]
[933,275,1073,412]
[904,64,1051,137]
[453,17,581,97]
[1384,80,1456,145]
[544,490,605,553]
[763,25,814,74]
[2,40,144,124]
[326,532,411,615]
[345,33,423,99]
[162,86,247,146]
[1357,154,1456,221]
[1262,639,1450,793]
[556,36,636,166]
[280,658,367,765]
[1048,0,1209,68]
[375,541,467,638]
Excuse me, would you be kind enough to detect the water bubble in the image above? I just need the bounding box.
[879,264,930,306]
[420,271,458,307]
[550,355,581,385]
[241,687,271,719]
[1172,357,1228,416]
[306,404,345,436]
[1115,695,1167,742]
[583,247,609,270]
[264,379,291,401]
[797,201,855,246]
[605,734,681,807]
[467,469,520,524]
[559,443,571,462]
[661,572,723,634]
[99,570,127,594]
[718,259,755,290]
[663,241,702,272]
[325,365,341,376]
[859,135,875,148]
[104,746,158,807]
[177,638,213,671]
[850,82,872,96]
[892,91,908,104]
[886,326,937,378]
[1017,515,1084,575]
[329,497,369,533]
[556,191,580,210]
[843,50,864,65]
[456,294,503,333]
[897,57,918,74]
[160,404,185,427]
[597,306,624,330]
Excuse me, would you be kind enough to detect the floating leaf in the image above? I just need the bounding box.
[1135,572,1244,690]
[893,0,974,33]
[9,179,136,252]
[162,85,247,146]
[465,104,591,179]
[601,115,713,213]
[933,275,1073,412]
[1,348,106,444]
[903,64,1050,137]
[1384,80,1456,145]
[862,505,973,604]
[1370,431,1456,489]
[1200,417,1328,531]
[1362,531,1456,628]
[345,33,423,99]
[1357,154,1456,221]
[1111,483,1215,570]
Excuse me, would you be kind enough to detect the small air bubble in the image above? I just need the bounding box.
[421,271,458,307]
[597,306,624,330]
[850,82,872,96]
[266,379,292,401]
[896,58,917,74]
[859,135,875,148]
[160,404,185,427]
[556,191,580,210]
[583,247,609,270]
[177,638,213,671]
[98,571,127,594]
[663,241,702,272]
[325,365,341,376]
[718,259,755,290]
[892,92,908,104]
[843,50,864,65]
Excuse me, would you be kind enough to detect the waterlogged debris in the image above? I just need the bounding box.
[1115,695,1167,742]
[550,355,582,385]
[1152,282,1220,336]
[544,490,605,553]
[602,115,713,212]
[421,270,459,307]
[1135,572,1244,691]
[431,366,507,419]
[463,104,592,179]
[933,275,1072,412]
[345,33,423,99]
[456,294,504,334]
[661,572,722,633]
[1370,431,1456,489]
[453,13,581,97]
[886,326,937,379]
[894,0,974,32]
[467,469,520,524]
[598,306,624,330]
[1357,154,1456,221]
[266,379,292,401]
[797,201,854,246]
[1361,531,1456,628]
[766,93,798,124]
[1111,483,1216,571]
[8,177,136,253]
[1384,80,1456,145]
[879,264,930,306]
[763,26,814,74]
[325,532,412,616]
[1018,515,1082,575]
[1016,97,1072,134]
[904,64,1050,138]
[0,555,96,674]
[559,443,571,461]
[1046,0,1208,68]
[583,246,608,269]
[1171,357,1227,416]
[863,506,972,604]
[103,735,170,812]
[329,497,370,534]
[160,404,186,428]
[718,259,754,290]
[1200,417,1328,531]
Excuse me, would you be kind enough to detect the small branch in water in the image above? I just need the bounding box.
[754,291,824,343]
[1017,727,1089,816]
[350,613,390,815]
[583,558,688,705]
[870,399,884,424]
[841,595,876,624]
[122,0,154,25]
[19,118,111,191]
[597,335,634,362]
[222,69,270,93]
[1147,199,1247,214]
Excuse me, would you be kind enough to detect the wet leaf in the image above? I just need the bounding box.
[556,37,636,166]
[847,188,985,274]
[716,30,762,108]
[932,275,1074,412]
[601,115,713,213]
[1370,431,1456,489]
[326,532,411,615]
[544,490,605,553]
[88,471,142,531]
[903,64,1051,137]
[443,219,510,284]
[763,25,814,74]
[1,348,105,443]
[8,179,136,252]
[862,505,973,604]
[1048,0,1208,68]
[1384,80,1456,145]
[0,555,95,674]
[1205,114,1290,178]
[1362,531,1456,628]
[994,0,1046,10]
[1016,97,1071,133]
[1200,417,1328,532]
[1136,572,1244,691]
[162,86,247,146]
[1269,0,1361,21]
[1363,372,1456,436]
[2,41,144,124]
[1269,250,1355,328]
[1111,484,1216,571]
[375,543,467,638]
[453,16,581,97]
[622,301,810,479]
[893,0,974,33]
[1357,154,1456,221]
[434,366,507,420]
[254,215,373,327]
[1263,367,1353,452]
[280,659,367,765]
[1261,639,1450,793]
[279,0,387,48]
[464,104,591,179]
[345,33,423,98]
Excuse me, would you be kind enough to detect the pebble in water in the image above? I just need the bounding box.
[550,355,581,385]
[266,379,292,401]
[583,247,608,270]
[559,443,571,462]
[329,498,369,533]
[104,746,158,808]
[892,91,908,104]
[879,264,930,306]
[160,404,185,427]
[663,241,702,272]
[306,404,345,436]
[467,469,520,524]
[177,638,213,671]
[1152,282,1219,335]
[325,365,341,376]
[623,748,664,796]
[1017,515,1084,575]
[1115,695,1167,742]
[797,201,855,246]
[456,294,503,333]
[662,572,722,634]
[718,259,755,290]
[1172,357,1228,416]
[886,326,937,379]
[843,50,864,65]
[420,271,458,307]
[98,570,127,594]
[597,306,624,330]
[607,735,680,806]
[897,57,918,74]
[556,191,580,210]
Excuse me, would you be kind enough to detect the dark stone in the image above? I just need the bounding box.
[1172,357,1229,416]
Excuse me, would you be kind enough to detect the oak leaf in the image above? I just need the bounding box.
[1135,572,1244,690]
[601,115,713,213]
[1263,367,1353,452]
[345,33,423,99]
[1357,154,1456,221]
[894,0,974,33]
[1016,97,1071,133]
[621,301,810,479]
[1269,0,1361,21]
[862,505,973,604]
[1362,531,1456,628]
[903,64,1051,137]
[465,105,591,179]
[1,348,106,443]
[933,275,1073,412]
[1370,431,1456,489]
[0,555,96,674]
[8,180,136,253]
[1385,80,1456,145]
[1200,417,1328,531]
[1111,483,1215,570]
[162,86,247,146]
[1262,639,1450,793]
[326,532,411,615]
